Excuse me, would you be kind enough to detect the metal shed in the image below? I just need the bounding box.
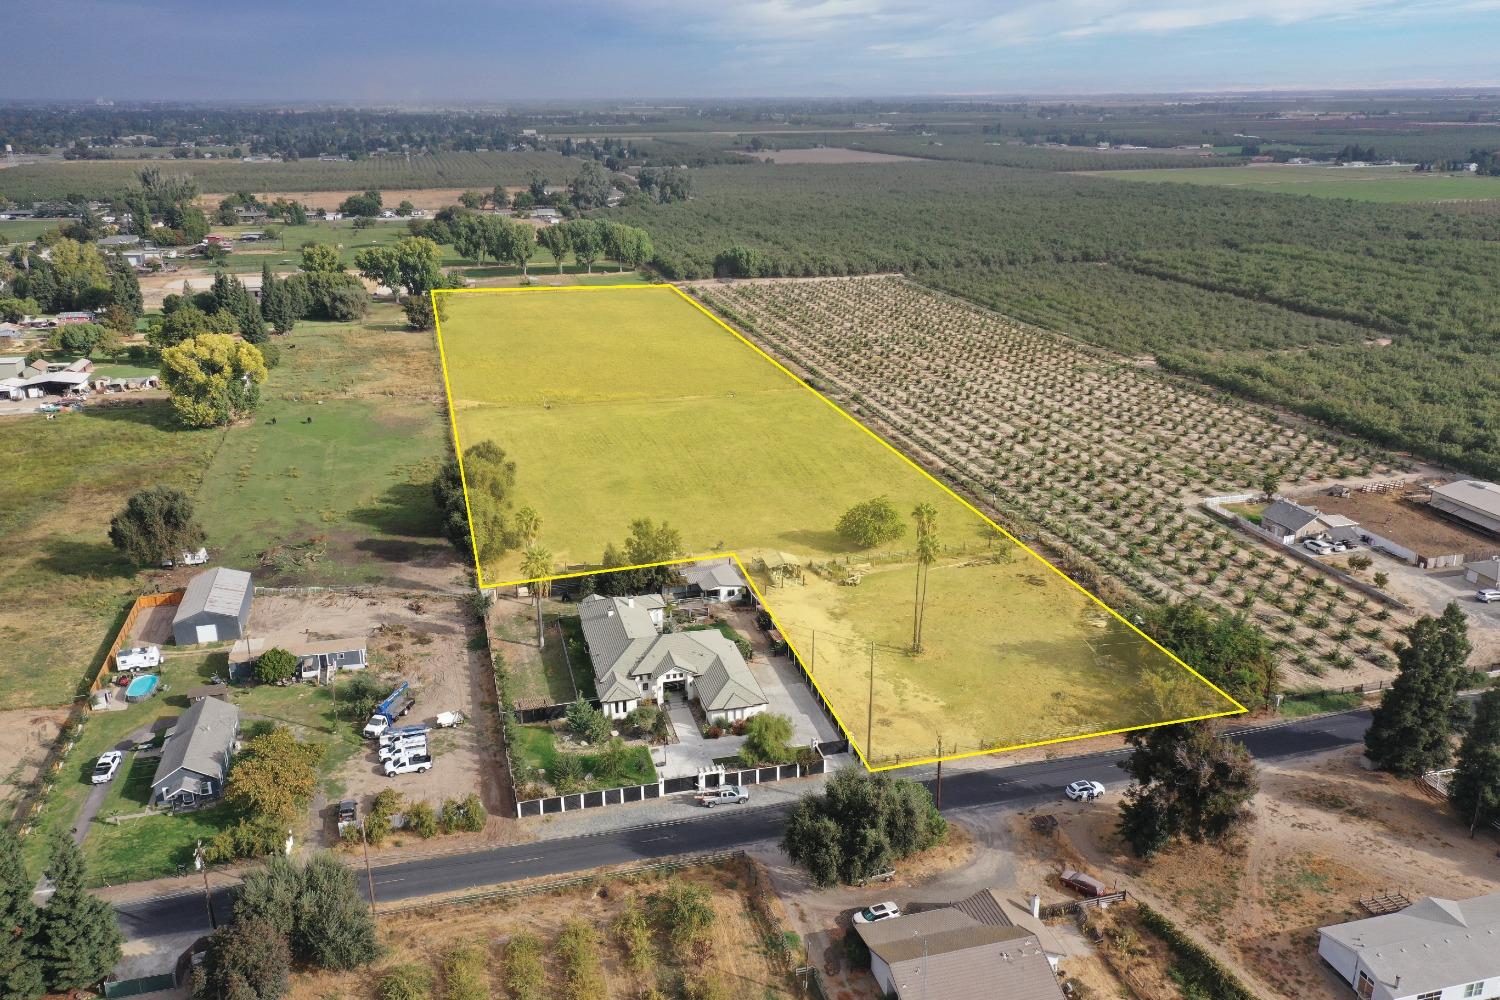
[171,567,253,645]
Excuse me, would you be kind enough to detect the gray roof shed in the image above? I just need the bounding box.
[172,567,253,645]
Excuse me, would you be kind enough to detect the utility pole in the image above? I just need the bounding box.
[360,820,378,922]
[866,641,875,761]
[194,842,216,930]
[935,737,944,810]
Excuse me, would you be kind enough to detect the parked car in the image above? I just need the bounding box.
[384,751,433,776]
[1477,589,1500,604]
[1302,538,1335,555]
[91,750,123,784]
[1060,869,1110,898]
[378,725,429,747]
[856,868,897,887]
[853,902,901,925]
[115,645,162,672]
[1065,779,1106,801]
[336,799,358,833]
[378,736,428,761]
[693,785,749,808]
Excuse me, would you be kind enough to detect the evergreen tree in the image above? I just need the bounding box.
[192,919,290,1000]
[106,255,143,319]
[1117,722,1258,859]
[293,854,377,971]
[0,829,44,1000]
[1449,688,1500,835]
[1365,605,1470,776]
[260,262,297,335]
[34,836,121,993]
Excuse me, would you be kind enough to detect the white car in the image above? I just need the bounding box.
[1065,780,1106,801]
[91,751,123,784]
[1302,538,1335,555]
[853,902,901,925]
[1478,589,1500,604]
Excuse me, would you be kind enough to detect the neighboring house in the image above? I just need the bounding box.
[150,696,240,808]
[1318,892,1500,1000]
[0,356,24,380]
[679,559,749,603]
[1429,481,1500,538]
[172,567,253,645]
[1260,499,1361,544]
[233,205,267,222]
[0,378,26,401]
[1465,557,1500,589]
[18,370,91,396]
[228,636,368,682]
[122,244,166,267]
[0,323,25,342]
[579,594,769,721]
[97,234,141,249]
[855,899,1066,1000]
[55,311,95,325]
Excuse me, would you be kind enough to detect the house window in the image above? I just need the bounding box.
[1356,972,1374,1000]
[1416,992,1442,1000]
[1464,984,1485,999]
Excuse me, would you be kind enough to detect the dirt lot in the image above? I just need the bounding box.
[246,591,513,843]
[1296,483,1500,560]
[287,853,797,999]
[1019,747,1500,1000]
[0,707,71,816]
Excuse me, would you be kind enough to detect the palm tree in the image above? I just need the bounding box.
[520,544,553,649]
[514,506,541,548]
[911,503,939,652]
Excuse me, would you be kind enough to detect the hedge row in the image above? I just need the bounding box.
[1136,902,1260,1000]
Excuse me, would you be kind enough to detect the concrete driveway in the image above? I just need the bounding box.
[1361,551,1500,666]
[659,695,746,779]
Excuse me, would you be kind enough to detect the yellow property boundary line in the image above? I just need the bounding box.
[430,282,1247,772]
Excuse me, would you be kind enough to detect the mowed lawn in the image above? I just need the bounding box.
[192,305,451,583]
[437,287,1240,764]
[1084,164,1500,201]
[0,403,221,709]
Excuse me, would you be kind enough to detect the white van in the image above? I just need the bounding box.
[116,645,162,672]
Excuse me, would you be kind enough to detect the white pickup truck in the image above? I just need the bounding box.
[383,751,433,776]
[693,785,749,808]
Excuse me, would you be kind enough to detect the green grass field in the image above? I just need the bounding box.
[436,286,1240,765]
[1084,164,1500,202]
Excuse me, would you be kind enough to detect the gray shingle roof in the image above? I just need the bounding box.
[858,908,1064,1000]
[152,696,239,789]
[177,567,252,620]
[1319,893,1500,997]
[683,560,745,592]
[1261,498,1322,533]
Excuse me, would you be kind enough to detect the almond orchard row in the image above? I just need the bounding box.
[698,276,1413,692]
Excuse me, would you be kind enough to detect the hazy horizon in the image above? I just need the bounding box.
[5,0,1498,103]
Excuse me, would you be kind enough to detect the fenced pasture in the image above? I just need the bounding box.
[0,150,576,203]
[698,276,1415,695]
[436,285,1236,766]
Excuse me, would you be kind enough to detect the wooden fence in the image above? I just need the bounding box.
[90,590,184,695]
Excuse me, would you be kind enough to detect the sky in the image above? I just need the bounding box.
[5,0,1500,101]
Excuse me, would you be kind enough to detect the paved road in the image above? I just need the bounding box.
[114,708,1374,942]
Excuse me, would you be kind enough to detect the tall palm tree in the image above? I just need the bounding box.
[911,503,939,652]
[514,506,541,548]
[520,544,553,649]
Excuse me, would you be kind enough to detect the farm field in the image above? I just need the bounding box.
[287,855,797,1000]
[435,285,1238,767]
[696,277,1416,700]
[1082,163,1500,201]
[0,150,578,202]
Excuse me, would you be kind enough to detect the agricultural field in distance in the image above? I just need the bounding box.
[1083,163,1500,201]
[697,277,1415,700]
[0,149,577,202]
[436,285,1238,767]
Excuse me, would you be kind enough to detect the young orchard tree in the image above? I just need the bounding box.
[109,485,206,566]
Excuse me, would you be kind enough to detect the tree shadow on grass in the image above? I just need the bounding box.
[77,397,182,431]
[345,481,443,539]
[37,537,137,581]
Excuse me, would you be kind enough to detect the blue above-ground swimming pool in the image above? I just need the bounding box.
[124,674,160,702]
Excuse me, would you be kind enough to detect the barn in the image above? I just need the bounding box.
[172,567,253,645]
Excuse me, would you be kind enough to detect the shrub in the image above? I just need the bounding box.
[404,800,438,838]
[502,932,546,1000]
[442,944,491,1000]
[439,793,486,834]
[556,918,606,1000]
[378,963,435,1000]
[613,900,656,976]
[648,879,716,953]
[254,647,297,684]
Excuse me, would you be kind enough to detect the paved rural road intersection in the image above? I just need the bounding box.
[114,708,1375,941]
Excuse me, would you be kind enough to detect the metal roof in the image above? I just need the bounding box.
[176,567,252,621]
[857,908,1064,1000]
[1432,480,1500,520]
[1319,893,1500,997]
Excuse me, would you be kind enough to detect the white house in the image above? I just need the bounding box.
[578,594,768,722]
[1317,893,1500,1000]
[679,559,749,603]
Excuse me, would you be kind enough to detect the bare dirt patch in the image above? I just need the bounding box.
[247,591,513,842]
[0,707,71,813]
[287,854,797,1000]
[196,187,474,213]
[1296,483,1499,560]
[1015,748,1500,1000]
[749,147,929,164]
